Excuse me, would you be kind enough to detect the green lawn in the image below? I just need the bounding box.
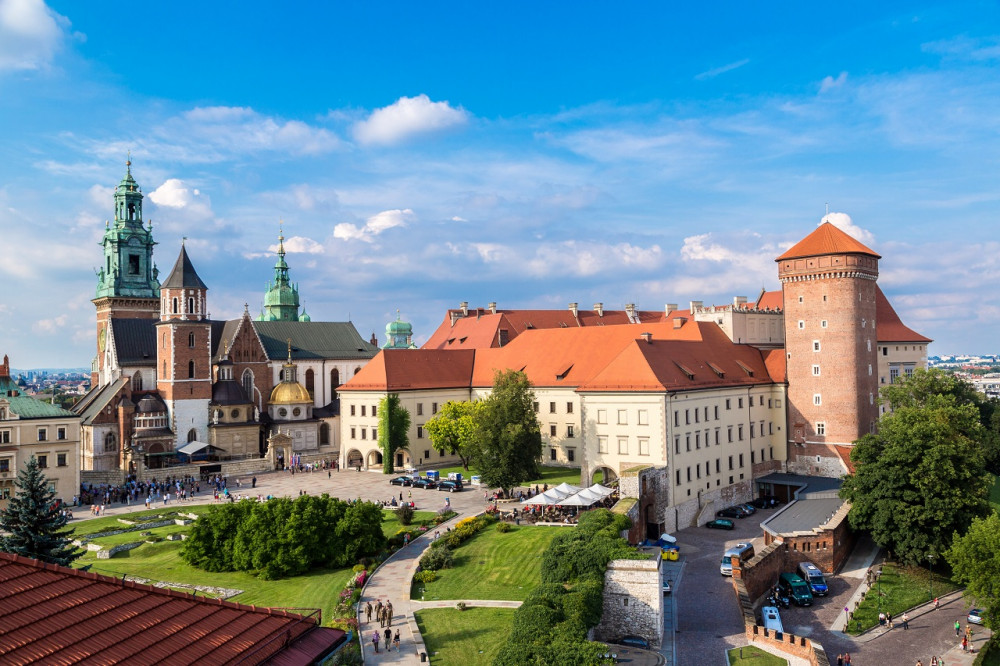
[413,524,561,601]
[414,607,515,666]
[381,509,437,538]
[426,464,584,489]
[845,562,961,635]
[989,474,1000,513]
[727,645,788,665]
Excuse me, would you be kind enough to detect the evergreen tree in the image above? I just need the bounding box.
[0,455,79,566]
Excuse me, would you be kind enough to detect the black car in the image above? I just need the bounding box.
[615,636,650,650]
[411,478,438,489]
[437,480,464,492]
[752,495,783,509]
[706,519,735,530]
[716,507,744,519]
[389,476,413,486]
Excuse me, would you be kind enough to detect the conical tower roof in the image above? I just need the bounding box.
[776,222,880,262]
[162,244,208,290]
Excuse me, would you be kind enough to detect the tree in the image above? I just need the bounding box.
[471,369,542,495]
[378,393,410,474]
[424,400,483,470]
[840,394,991,565]
[0,455,79,566]
[947,512,1000,630]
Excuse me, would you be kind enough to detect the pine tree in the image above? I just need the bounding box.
[0,455,79,566]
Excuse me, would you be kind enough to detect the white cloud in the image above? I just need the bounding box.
[819,71,848,93]
[452,240,664,279]
[820,212,875,246]
[451,216,467,222]
[695,58,750,80]
[270,236,324,254]
[923,36,1000,62]
[334,208,414,243]
[148,178,214,220]
[354,95,469,145]
[33,313,68,333]
[0,0,68,71]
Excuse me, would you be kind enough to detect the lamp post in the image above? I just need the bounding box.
[928,552,936,601]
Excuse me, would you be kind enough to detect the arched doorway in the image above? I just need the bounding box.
[644,502,660,540]
[346,448,364,469]
[591,466,618,485]
[366,449,383,468]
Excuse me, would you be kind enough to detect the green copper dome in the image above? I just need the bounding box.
[95,160,160,300]
[382,311,417,349]
[257,226,307,322]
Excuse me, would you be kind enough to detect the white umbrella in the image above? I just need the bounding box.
[554,482,582,494]
[587,483,615,497]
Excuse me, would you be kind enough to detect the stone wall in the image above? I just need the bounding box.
[97,541,144,559]
[593,556,664,648]
[618,466,670,543]
[731,576,830,666]
[140,457,273,483]
[81,469,125,486]
[662,477,753,532]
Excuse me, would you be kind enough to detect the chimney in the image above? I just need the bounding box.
[734,296,748,308]
[488,302,497,315]
[640,332,653,344]
[673,317,687,329]
[665,303,678,316]
[569,302,578,318]
[449,311,460,326]
[690,300,703,312]
[460,301,469,317]
[594,302,604,317]
[625,303,636,322]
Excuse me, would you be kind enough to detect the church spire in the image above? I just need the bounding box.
[257,221,302,322]
[95,160,159,300]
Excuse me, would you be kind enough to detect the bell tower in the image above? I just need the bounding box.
[777,222,881,476]
[156,242,212,447]
[92,160,160,386]
[257,224,304,322]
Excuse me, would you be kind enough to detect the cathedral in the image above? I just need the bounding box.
[73,164,379,476]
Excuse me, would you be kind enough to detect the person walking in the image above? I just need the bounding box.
[372,630,380,654]
[933,597,939,609]
[386,602,393,627]
[384,628,392,652]
[902,612,909,630]
[365,601,372,623]
[393,630,400,651]
[837,654,843,666]
[955,620,961,636]
[844,653,851,665]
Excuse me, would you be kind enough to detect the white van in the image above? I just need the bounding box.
[761,606,783,634]
[719,542,755,576]
[797,561,829,596]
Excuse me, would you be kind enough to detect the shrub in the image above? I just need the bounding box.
[495,522,512,533]
[352,564,367,573]
[456,601,467,611]
[419,544,454,571]
[414,570,438,583]
[395,504,414,526]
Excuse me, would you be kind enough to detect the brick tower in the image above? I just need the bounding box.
[92,161,160,386]
[777,222,881,476]
[156,243,212,447]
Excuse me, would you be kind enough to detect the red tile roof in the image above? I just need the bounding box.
[776,222,880,261]
[339,349,476,391]
[0,552,344,665]
[875,286,932,343]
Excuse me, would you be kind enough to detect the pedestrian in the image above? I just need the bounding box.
[251,476,257,489]
[837,654,843,666]
[933,597,939,609]
[403,533,410,546]
[962,636,968,652]
[387,602,393,627]
[879,611,886,626]
[393,630,400,650]
[844,653,851,665]
[400,492,403,502]
[916,660,923,666]
[956,620,961,636]
[902,612,909,630]
[384,628,392,651]
[887,612,894,629]
[365,601,372,623]
[931,656,938,666]
[372,630,379,653]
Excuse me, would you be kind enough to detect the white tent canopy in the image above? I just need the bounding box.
[553,482,582,494]
[522,487,573,505]
[559,488,605,506]
[586,483,615,497]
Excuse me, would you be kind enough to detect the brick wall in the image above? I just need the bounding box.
[733,541,786,602]
[594,557,664,648]
[732,576,831,666]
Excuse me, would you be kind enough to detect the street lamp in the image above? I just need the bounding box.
[928,552,936,601]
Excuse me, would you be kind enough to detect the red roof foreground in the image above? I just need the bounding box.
[0,551,346,665]
[776,222,880,261]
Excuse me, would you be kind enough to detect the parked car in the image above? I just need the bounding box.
[706,518,735,530]
[411,478,438,489]
[720,542,755,576]
[777,573,813,606]
[614,636,650,650]
[798,562,829,596]
[437,479,464,492]
[969,609,983,625]
[662,577,672,595]
[716,507,744,519]
[752,495,783,509]
[389,476,413,486]
[739,503,757,515]
[761,605,783,634]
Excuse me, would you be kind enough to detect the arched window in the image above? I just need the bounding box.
[104,432,117,452]
[188,360,195,378]
[187,428,197,443]
[172,297,178,314]
[188,332,195,348]
[331,369,340,400]
[242,369,255,404]
[0,407,7,420]
[320,422,330,445]
[188,297,195,313]
[305,368,314,398]
[132,373,143,391]
[162,332,167,348]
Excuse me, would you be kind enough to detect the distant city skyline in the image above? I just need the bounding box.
[2,1,1000,367]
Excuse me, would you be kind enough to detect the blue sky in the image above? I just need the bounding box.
[1,1,999,368]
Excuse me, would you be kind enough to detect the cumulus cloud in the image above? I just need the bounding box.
[820,211,875,246]
[148,179,214,220]
[0,0,69,71]
[270,235,324,254]
[33,313,68,333]
[449,240,664,279]
[354,95,469,145]
[334,208,414,243]
[819,71,848,93]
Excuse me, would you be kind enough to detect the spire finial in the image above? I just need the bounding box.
[182,236,187,246]
[825,202,829,216]
[396,308,401,320]
[286,337,293,363]
[126,150,132,175]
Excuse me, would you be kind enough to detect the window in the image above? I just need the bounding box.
[372,405,377,417]
[417,403,423,416]
[798,320,805,329]
[188,297,195,313]
[424,450,430,459]
[638,409,648,425]
[599,436,608,454]
[738,398,743,409]
[727,426,733,443]
[618,410,627,425]
[751,450,755,463]
[813,340,820,352]
[549,402,556,414]
[821,320,828,328]
[566,402,573,413]
[686,467,691,482]
[685,409,690,424]
[128,253,140,274]
[432,402,438,414]
[57,427,66,441]
[696,464,701,479]
[351,427,356,439]
[361,405,366,417]
[738,425,744,440]
[890,367,899,383]
[350,405,356,416]
[813,394,822,406]
[550,448,557,461]
[57,453,67,467]
[714,405,719,420]
[867,339,872,352]
[0,459,8,472]
[372,427,378,439]
[738,453,744,468]
[533,401,539,413]
[673,410,678,426]
[550,425,557,437]
[567,448,575,462]
[639,438,649,455]
[750,423,756,439]
[704,406,709,421]
[598,409,607,424]
[37,428,47,442]
[694,409,699,424]
[685,434,690,452]
[676,469,681,485]
[695,432,701,449]
[728,455,733,470]
[38,455,47,468]
[618,437,628,454]
[567,425,575,438]
[674,436,680,454]
[716,458,721,473]
[812,364,821,376]
[0,431,9,444]
[882,346,888,356]
[417,426,424,439]
[798,295,803,303]
[725,398,731,410]
[868,364,872,376]
[188,360,195,378]
[816,422,826,436]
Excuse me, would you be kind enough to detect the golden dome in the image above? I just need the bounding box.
[269,381,311,405]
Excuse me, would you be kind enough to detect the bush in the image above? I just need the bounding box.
[395,504,414,526]
[352,564,367,573]
[414,570,438,583]
[496,522,512,533]
[456,601,467,611]
[420,544,454,571]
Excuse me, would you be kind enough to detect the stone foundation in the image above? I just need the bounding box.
[593,556,664,648]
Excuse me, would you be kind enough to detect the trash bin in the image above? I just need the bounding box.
[420,652,427,662]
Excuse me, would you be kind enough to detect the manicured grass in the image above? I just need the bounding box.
[413,524,561,601]
[989,474,1000,513]
[727,645,788,665]
[381,509,438,538]
[427,464,585,489]
[70,506,211,538]
[845,562,961,635]
[414,607,515,666]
